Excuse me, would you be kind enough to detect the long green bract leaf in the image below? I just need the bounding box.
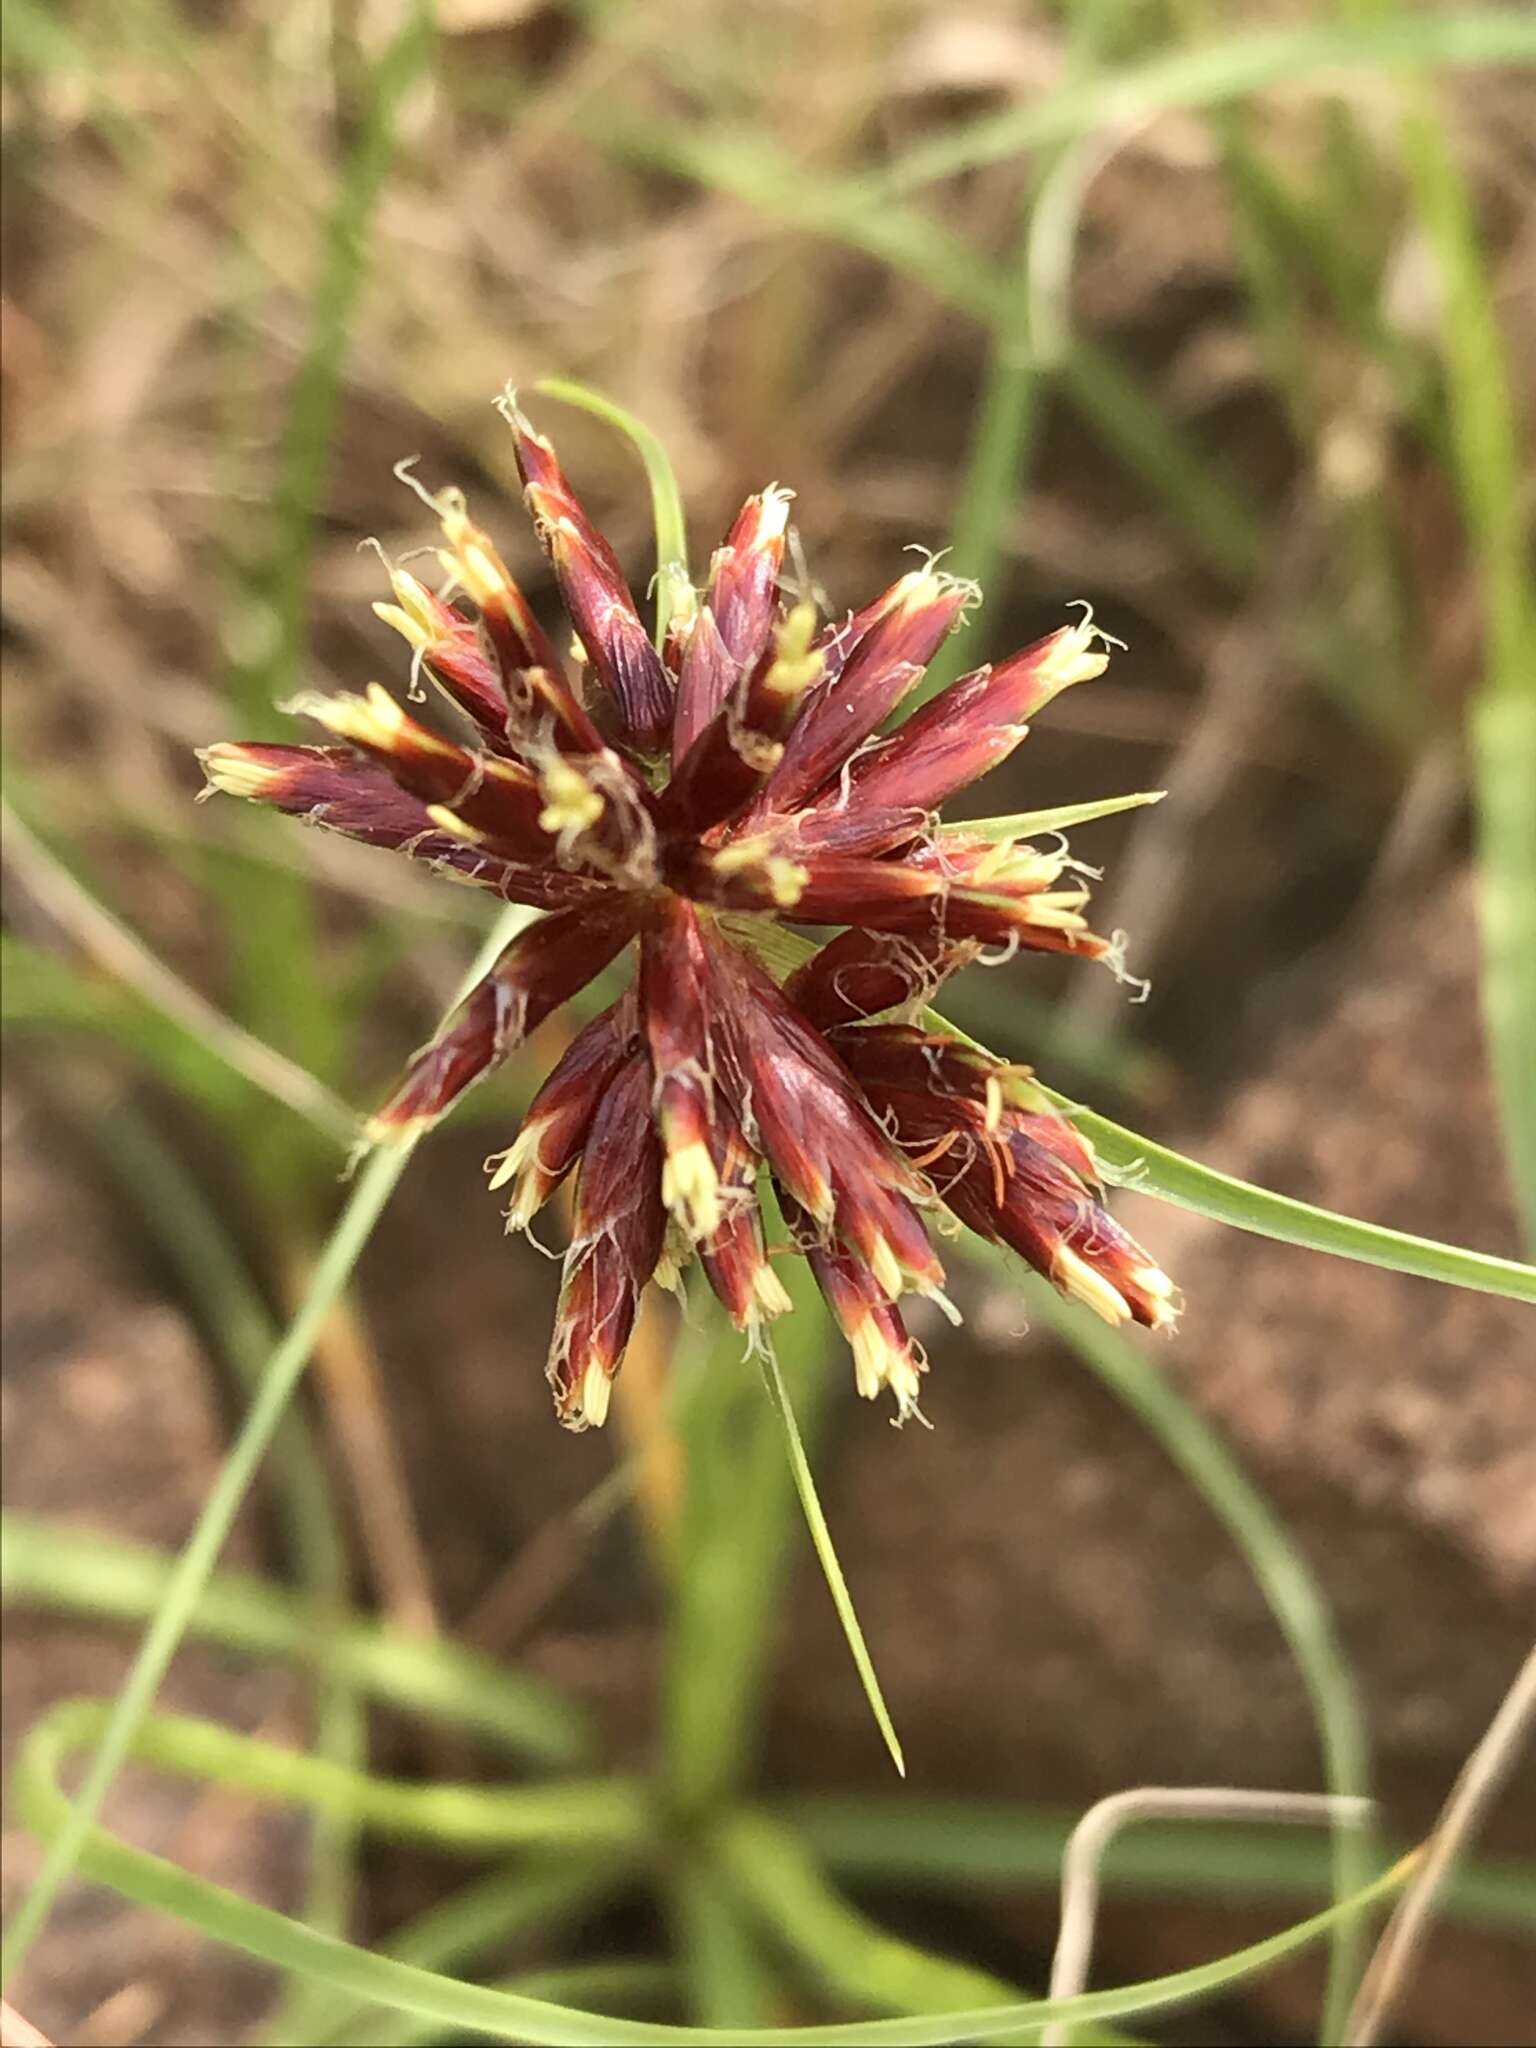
[945,793,1166,842]
[758,1345,904,1778]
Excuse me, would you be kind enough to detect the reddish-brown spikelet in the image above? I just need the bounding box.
[782,1194,926,1421]
[488,996,637,1232]
[834,616,1110,815]
[201,403,1176,1428]
[368,903,638,1143]
[509,408,674,751]
[547,1050,667,1430]
[837,1024,1177,1330]
[751,569,973,815]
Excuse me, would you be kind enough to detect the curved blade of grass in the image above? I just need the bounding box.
[876,13,1536,194]
[782,1794,1534,1932]
[9,1701,1415,2046]
[531,378,692,648]
[946,793,1166,842]
[319,1860,627,2048]
[366,1963,677,2048]
[717,1812,1133,2048]
[14,1702,642,1858]
[0,1513,578,1762]
[962,1255,1373,2029]
[728,921,1536,1302]
[72,1103,366,2043]
[758,1341,904,1779]
[0,900,536,1992]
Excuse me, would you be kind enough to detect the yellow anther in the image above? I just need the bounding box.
[538,759,604,837]
[578,1360,613,1429]
[1021,891,1091,932]
[983,1073,1005,1133]
[1133,1264,1181,1329]
[660,1138,722,1242]
[458,540,508,609]
[1035,611,1116,701]
[765,857,808,908]
[866,1234,904,1303]
[709,838,808,908]
[760,600,822,707]
[750,1262,793,1320]
[847,1313,922,1418]
[372,601,431,653]
[424,804,490,846]
[197,745,280,799]
[1052,1245,1131,1326]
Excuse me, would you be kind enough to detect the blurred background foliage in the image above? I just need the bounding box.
[1,0,1534,2042]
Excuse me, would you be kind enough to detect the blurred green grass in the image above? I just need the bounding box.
[2,0,1533,2040]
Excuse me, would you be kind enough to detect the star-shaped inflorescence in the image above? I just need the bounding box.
[201,401,1178,1430]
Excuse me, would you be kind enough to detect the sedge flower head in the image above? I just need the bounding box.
[201,402,1178,1429]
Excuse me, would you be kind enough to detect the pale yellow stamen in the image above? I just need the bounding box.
[1022,891,1092,931]
[578,1360,613,1429]
[538,759,604,837]
[1035,611,1115,701]
[754,484,793,543]
[750,1262,793,1320]
[849,1316,891,1403]
[485,1131,534,1193]
[197,746,280,799]
[372,568,441,654]
[300,682,415,752]
[983,1073,1005,1133]
[661,1138,722,1242]
[372,601,431,653]
[974,842,1066,887]
[1133,1264,1181,1329]
[653,1248,687,1299]
[709,838,809,909]
[486,1127,550,1230]
[866,1234,905,1303]
[758,599,823,710]
[425,804,490,846]
[847,1314,923,1419]
[1052,1245,1131,1326]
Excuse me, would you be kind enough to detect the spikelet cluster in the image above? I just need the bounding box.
[202,402,1177,1429]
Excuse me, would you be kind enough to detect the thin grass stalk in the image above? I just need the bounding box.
[71,1103,366,2039]
[0,899,534,1992]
